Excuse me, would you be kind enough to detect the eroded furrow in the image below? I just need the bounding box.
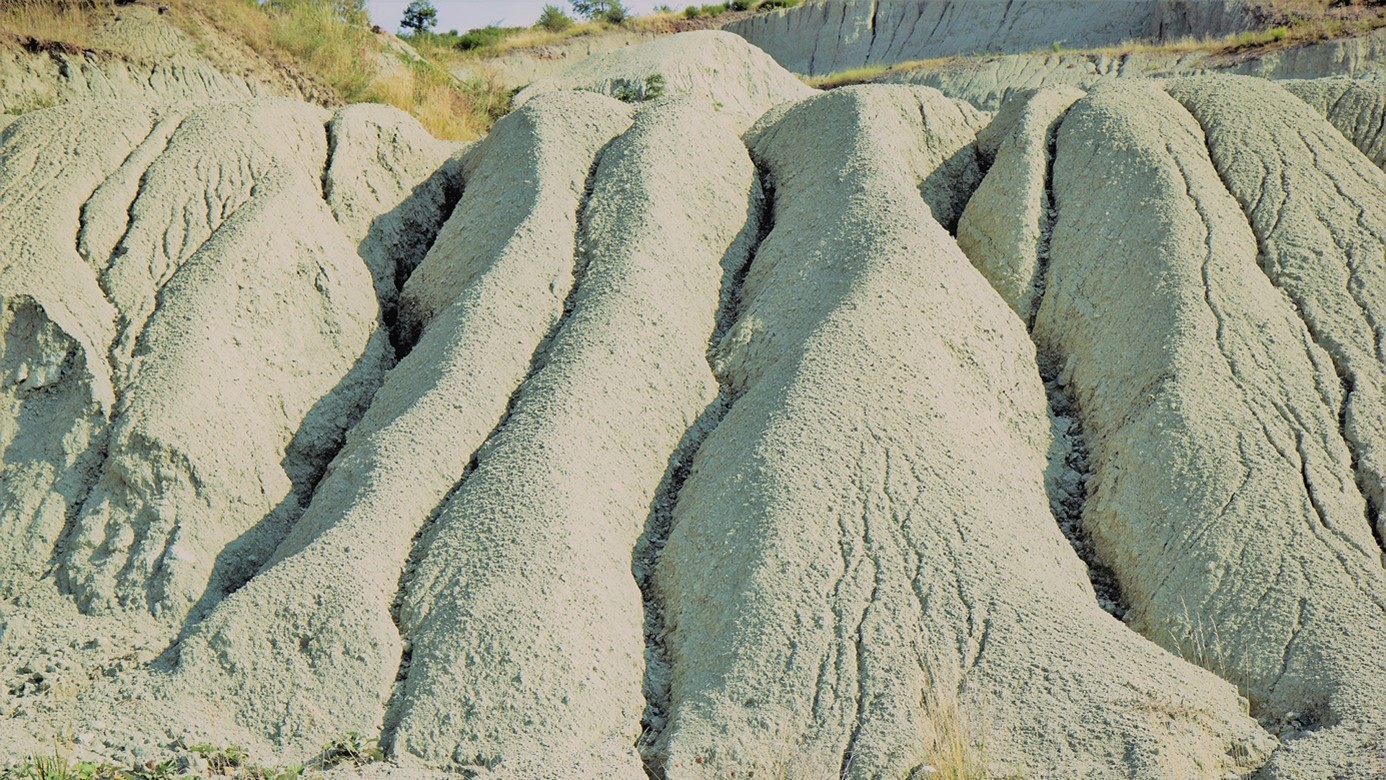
[634,163,773,763]
[1284,79,1386,172]
[957,85,1083,325]
[0,103,159,592]
[955,85,1128,612]
[321,104,467,351]
[63,93,638,759]
[1168,76,1386,552]
[56,99,385,626]
[386,98,762,778]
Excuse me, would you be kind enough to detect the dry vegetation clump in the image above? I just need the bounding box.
[0,0,113,52]
[0,0,506,139]
[196,0,506,139]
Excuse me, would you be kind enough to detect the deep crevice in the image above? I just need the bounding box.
[1041,358,1128,618]
[385,159,465,360]
[1025,101,1074,333]
[634,165,773,779]
[1023,100,1127,616]
[379,141,617,751]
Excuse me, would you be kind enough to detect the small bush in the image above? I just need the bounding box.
[684,5,704,17]
[728,0,752,10]
[535,4,574,31]
[316,732,383,769]
[607,73,666,102]
[453,24,519,51]
[755,0,802,8]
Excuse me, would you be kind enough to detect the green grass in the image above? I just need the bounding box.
[0,732,383,780]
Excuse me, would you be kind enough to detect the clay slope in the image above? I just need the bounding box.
[2,62,1386,780]
[515,31,815,128]
[0,5,305,114]
[883,34,1386,113]
[724,0,1250,75]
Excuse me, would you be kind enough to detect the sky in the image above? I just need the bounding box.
[363,0,663,33]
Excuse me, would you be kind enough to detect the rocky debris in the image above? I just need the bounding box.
[723,0,1250,76]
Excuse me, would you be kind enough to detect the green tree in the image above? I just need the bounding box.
[536,4,575,31]
[570,0,629,23]
[401,0,438,33]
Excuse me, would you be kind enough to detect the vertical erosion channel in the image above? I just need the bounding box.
[635,165,773,770]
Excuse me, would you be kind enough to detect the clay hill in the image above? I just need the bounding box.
[1,1,1385,778]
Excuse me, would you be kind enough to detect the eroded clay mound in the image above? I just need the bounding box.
[1,69,1386,780]
[515,31,815,128]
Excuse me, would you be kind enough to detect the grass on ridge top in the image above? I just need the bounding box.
[0,0,507,140]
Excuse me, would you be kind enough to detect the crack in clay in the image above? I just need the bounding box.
[1017,101,1127,616]
[1180,102,1386,561]
[1025,101,1074,333]
[634,165,771,772]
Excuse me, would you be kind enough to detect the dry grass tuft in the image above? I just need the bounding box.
[0,0,110,51]
[0,0,505,140]
[916,665,994,780]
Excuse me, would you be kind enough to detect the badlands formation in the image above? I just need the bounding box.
[3,1,1386,779]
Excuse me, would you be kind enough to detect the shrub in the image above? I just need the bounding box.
[755,0,802,8]
[684,5,704,17]
[453,24,519,51]
[728,0,752,10]
[607,73,667,103]
[603,1,629,24]
[536,4,574,31]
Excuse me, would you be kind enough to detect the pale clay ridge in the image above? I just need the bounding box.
[390,97,761,777]
[130,93,634,757]
[1282,78,1386,171]
[1034,79,1386,779]
[653,85,1267,780]
[956,84,1083,322]
[1,27,1386,779]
